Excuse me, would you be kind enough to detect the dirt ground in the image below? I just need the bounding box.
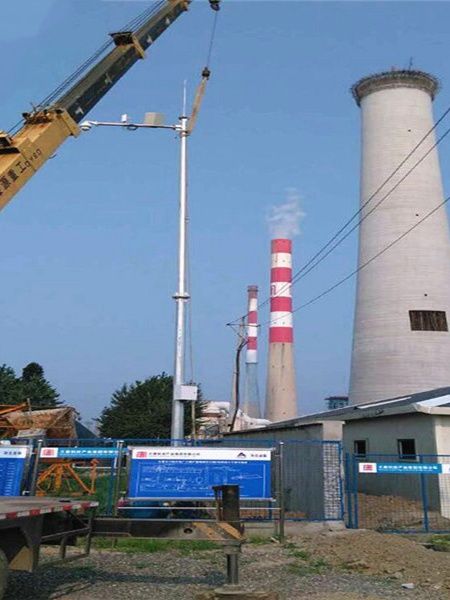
[356,493,450,532]
[8,525,450,599]
[296,527,450,590]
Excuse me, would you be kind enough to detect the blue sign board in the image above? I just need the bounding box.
[128,447,273,500]
[0,447,28,496]
[41,447,119,460]
[359,462,449,474]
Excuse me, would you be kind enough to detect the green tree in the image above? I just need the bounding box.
[97,373,204,439]
[22,362,45,381]
[0,365,23,405]
[0,363,61,408]
[19,362,61,408]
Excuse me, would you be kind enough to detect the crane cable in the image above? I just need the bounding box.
[186,7,220,135]
[42,1,166,106]
[7,1,167,135]
[206,9,219,69]
[184,3,221,383]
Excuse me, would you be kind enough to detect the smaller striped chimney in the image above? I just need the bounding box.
[242,285,261,418]
[265,238,297,421]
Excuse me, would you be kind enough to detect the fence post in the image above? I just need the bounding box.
[419,455,430,533]
[28,439,43,496]
[338,443,345,522]
[344,452,353,528]
[112,440,125,516]
[275,441,285,542]
[352,455,359,529]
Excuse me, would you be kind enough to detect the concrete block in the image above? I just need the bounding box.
[196,585,279,600]
[325,521,346,531]
[297,522,326,535]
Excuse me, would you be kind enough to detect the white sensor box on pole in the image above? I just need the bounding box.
[174,384,198,402]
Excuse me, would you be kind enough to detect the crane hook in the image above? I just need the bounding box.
[209,0,221,11]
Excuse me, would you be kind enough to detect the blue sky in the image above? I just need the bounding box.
[1,1,450,421]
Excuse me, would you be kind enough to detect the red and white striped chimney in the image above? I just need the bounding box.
[246,285,258,364]
[242,285,261,418]
[265,238,297,421]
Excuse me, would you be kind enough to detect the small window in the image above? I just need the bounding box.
[354,440,367,457]
[409,310,448,331]
[398,438,417,460]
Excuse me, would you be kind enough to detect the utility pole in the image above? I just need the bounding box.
[82,68,212,446]
[229,319,247,432]
[171,108,189,443]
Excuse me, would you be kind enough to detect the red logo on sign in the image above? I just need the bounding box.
[42,449,54,456]
[136,451,146,458]
[362,464,374,472]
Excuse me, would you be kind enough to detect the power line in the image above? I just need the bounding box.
[227,104,450,326]
[272,110,450,306]
[288,125,450,285]
[260,193,450,327]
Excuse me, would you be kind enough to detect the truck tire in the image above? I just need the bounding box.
[0,549,8,600]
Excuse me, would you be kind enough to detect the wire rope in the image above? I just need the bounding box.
[205,10,219,68]
[7,1,167,135]
[183,3,221,382]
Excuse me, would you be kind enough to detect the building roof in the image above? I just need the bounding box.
[252,387,450,432]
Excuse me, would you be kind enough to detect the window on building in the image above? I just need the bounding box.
[409,310,448,331]
[354,440,368,457]
[397,438,417,460]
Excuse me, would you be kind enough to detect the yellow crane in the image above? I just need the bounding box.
[0,0,219,211]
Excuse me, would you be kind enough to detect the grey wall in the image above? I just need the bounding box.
[224,421,343,520]
[344,413,439,508]
[431,415,450,517]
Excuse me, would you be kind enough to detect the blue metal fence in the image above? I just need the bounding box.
[346,453,450,533]
[208,437,344,521]
[5,437,344,523]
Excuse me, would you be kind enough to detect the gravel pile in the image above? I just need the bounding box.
[6,530,450,599]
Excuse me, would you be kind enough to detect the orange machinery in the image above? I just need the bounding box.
[0,405,97,496]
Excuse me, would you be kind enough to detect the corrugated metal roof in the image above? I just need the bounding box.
[234,387,450,433]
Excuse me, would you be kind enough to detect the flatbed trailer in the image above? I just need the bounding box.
[0,486,245,598]
[0,496,98,599]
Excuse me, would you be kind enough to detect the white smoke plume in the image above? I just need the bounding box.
[267,188,305,239]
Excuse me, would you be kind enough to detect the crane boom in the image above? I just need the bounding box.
[58,0,189,123]
[0,0,191,212]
